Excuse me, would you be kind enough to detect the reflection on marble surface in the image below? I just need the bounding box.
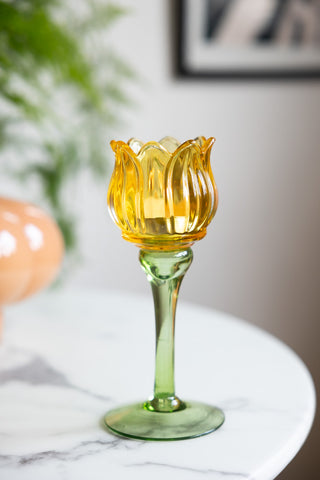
[0,290,315,480]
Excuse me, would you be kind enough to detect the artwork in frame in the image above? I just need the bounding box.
[177,0,320,79]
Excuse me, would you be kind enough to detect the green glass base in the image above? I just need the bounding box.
[104,401,225,441]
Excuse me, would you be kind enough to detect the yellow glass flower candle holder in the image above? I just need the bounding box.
[104,137,224,440]
[107,136,218,250]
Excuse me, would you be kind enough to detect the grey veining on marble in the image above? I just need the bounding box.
[125,462,250,478]
[0,349,110,402]
[0,289,315,480]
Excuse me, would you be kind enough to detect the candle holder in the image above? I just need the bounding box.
[104,136,224,440]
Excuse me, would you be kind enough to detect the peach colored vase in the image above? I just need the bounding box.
[0,197,64,335]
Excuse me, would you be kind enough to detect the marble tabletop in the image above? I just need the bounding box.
[0,289,315,480]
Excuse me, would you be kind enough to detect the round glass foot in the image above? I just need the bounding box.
[104,401,224,441]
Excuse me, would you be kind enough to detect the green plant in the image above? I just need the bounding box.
[0,0,134,252]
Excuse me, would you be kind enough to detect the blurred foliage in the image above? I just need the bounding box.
[0,0,134,253]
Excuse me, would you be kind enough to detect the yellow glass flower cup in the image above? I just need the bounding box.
[107,136,218,250]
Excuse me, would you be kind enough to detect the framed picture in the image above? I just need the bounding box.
[177,0,320,79]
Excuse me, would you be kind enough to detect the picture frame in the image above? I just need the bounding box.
[176,0,320,79]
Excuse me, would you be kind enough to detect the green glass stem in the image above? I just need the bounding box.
[139,248,193,413]
[104,246,225,440]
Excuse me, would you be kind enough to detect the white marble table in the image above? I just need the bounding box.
[0,289,315,480]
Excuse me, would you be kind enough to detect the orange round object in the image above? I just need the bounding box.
[0,197,64,329]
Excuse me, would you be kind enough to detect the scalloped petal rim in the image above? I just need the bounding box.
[110,137,215,158]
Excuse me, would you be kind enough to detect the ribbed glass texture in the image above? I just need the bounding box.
[107,136,218,250]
